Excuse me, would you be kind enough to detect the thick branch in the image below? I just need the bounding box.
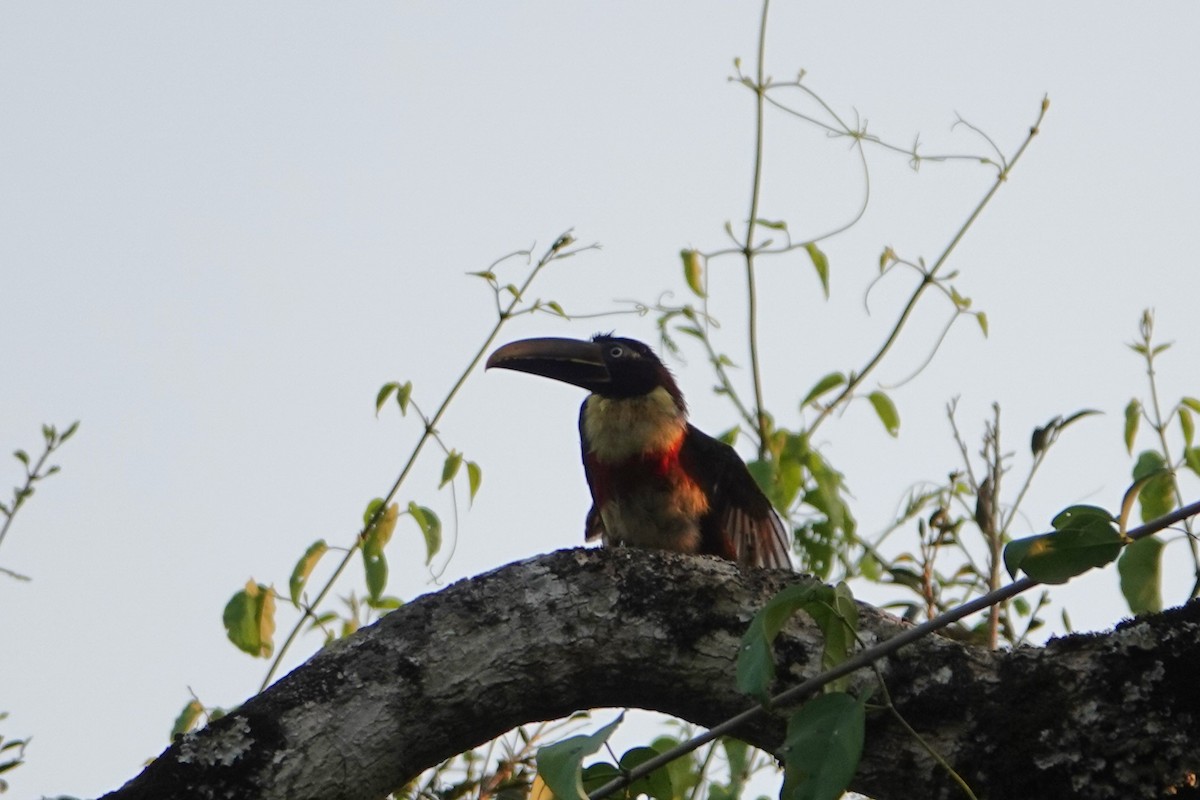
[101,548,1200,800]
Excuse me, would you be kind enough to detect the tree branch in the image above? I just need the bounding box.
[100,549,1200,800]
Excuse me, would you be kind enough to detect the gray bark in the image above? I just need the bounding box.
[99,548,1200,800]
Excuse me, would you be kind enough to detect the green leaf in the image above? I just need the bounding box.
[756,218,789,231]
[1132,451,1175,522]
[537,714,625,800]
[396,381,413,415]
[804,242,830,299]
[13,450,28,467]
[223,581,276,658]
[170,699,205,739]
[746,458,775,500]
[817,583,858,670]
[363,497,385,526]
[60,420,80,442]
[1185,447,1200,478]
[1132,450,1165,482]
[364,549,388,602]
[1003,506,1121,584]
[1182,396,1200,414]
[722,737,751,796]
[617,746,673,800]
[867,391,900,437]
[1180,407,1195,448]
[1059,408,1102,429]
[367,595,404,611]
[780,693,866,800]
[681,249,706,298]
[409,502,442,565]
[1118,535,1164,615]
[975,311,989,337]
[440,450,463,489]
[375,382,398,415]
[363,504,399,601]
[1123,399,1141,454]
[737,582,826,703]
[579,763,621,797]
[648,736,697,797]
[801,372,846,408]
[466,460,483,503]
[288,539,329,607]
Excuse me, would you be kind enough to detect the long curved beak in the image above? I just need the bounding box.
[485,337,610,391]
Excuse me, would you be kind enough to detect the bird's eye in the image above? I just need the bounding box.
[608,345,624,358]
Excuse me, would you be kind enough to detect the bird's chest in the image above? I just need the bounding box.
[588,458,710,551]
[582,392,708,552]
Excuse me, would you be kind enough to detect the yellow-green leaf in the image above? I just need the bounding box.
[288,539,329,607]
[975,311,989,337]
[466,460,482,503]
[756,218,789,231]
[375,382,398,416]
[170,699,205,739]
[1186,447,1200,478]
[365,503,399,555]
[363,497,385,526]
[804,242,830,298]
[440,451,463,489]
[1132,451,1175,522]
[681,249,706,298]
[801,372,846,408]
[867,391,900,437]
[222,581,276,658]
[396,381,413,415]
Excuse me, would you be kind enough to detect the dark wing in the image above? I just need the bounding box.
[679,424,793,569]
[578,401,605,542]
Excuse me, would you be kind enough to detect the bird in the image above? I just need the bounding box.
[485,334,792,569]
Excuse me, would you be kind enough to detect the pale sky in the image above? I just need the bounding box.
[3,3,1200,797]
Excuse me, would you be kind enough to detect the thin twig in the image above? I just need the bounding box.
[808,97,1049,436]
[742,0,773,459]
[259,233,588,691]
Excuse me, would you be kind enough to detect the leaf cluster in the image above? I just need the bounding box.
[0,421,80,577]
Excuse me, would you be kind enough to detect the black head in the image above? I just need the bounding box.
[486,334,685,411]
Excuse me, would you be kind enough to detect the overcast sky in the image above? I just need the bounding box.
[3,3,1200,797]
